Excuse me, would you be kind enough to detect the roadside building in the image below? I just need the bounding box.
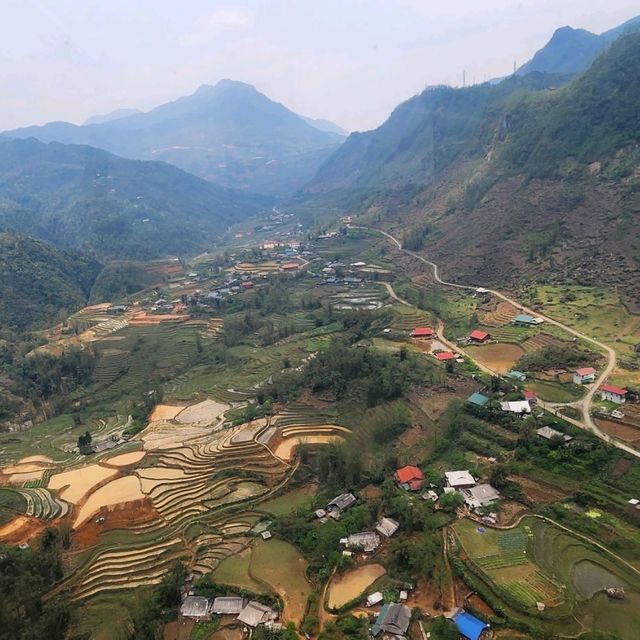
[342,532,381,553]
[371,603,411,637]
[445,470,476,490]
[513,314,545,326]
[462,484,500,509]
[500,400,531,414]
[375,517,400,538]
[394,465,424,492]
[573,367,597,384]
[327,493,356,519]
[211,597,247,615]
[180,596,211,621]
[238,601,277,628]
[434,351,455,361]
[469,329,490,343]
[536,426,573,443]
[467,392,490,407]
[452,610,490,640]
[410,327,434,339]
[600,384,627,404]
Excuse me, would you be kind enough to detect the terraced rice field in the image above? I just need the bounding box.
[478,301,518,327]
[49,465,119,504]
[466,343,524,374]
[74,476,145,527]
[327,564,386,609]
[521,332,563,353]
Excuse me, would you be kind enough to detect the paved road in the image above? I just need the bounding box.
[356,226,639,459]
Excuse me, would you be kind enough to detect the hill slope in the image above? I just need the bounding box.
[300,33,640,308]
[0,138,269,260]
[4,80,343,197]
[0,233,101,330]
[515,14,640,76]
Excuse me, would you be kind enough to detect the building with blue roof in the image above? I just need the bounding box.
[467,392,490,407]
[513,314,545,326]
[507,370,526,382]
[452,610,489,640]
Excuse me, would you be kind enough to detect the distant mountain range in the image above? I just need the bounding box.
[515,14,640,76]
[3,80,345,198]
[298,31,640,309]
[0,137,270,260]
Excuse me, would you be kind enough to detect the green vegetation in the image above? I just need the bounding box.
[517,343,599,372]
[0,232,101,330]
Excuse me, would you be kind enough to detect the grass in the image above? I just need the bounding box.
[250,539,312,623]
[258,486,317,516]
[528,380,585,403]
[0,488,27,525]
[212,549,264,593]
[190,620,220,640]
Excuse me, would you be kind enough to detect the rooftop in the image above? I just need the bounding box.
[601,384,627,396]
[445,470,476,488]
[212,597,247,615]
[453,610,489,640]
[467,392,490,407]
[575,367,597,376]
[181,596,210,618]
[371,603,411,637]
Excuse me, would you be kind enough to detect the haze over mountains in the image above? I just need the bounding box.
[4,80,345,198]
[0,137,269,260]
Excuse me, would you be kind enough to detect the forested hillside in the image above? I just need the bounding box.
[0,138,269,259]
[299,32,640,308]
[0,233,101,330]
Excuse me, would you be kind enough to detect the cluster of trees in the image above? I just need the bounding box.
[402,223,432,251]
[516,344,597,372]
[0,528,70,640]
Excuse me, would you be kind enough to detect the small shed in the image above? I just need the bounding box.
[467,392,490,407]
[469,329,490,343]
[375,517,400,538]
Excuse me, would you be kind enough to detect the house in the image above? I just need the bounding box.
[467,392,490,407]
[261,531,272,540]
[180,596,211,621]
[523,390,537,404]
[394,465,424,491]
[445,470,476,490]
[600,384,627,404]
[327,493,356,518]
[315,508,327,519]
[371,603,411,637]
[507,370,526,382]
[469,329,490,343]
[375,517,400,538]
[536,426,573,443]
[211,597,247,615]
[107,305,128,315]
[501,400,531,414]
[238,601,277,628]
[452,610,490,640]
[410,327,434,339]
[434,351,455,361]
[281,262,299,271]
[423,490,439,502]
[462,484,501,509]
[343,532,381,553]
[241,281,254,290]
[574,367,597,384]
[513,314,545,326]
[366,592,384,607]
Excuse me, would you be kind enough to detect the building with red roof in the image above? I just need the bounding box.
[410,327,434,338]
[394,466,424,492]
[523,390,537,404]
[469,329,490,343]
[434,351,455,361]
[600,384,627,404]
[573,367,597,384]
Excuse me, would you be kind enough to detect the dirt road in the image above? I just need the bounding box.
[356,226,638,459]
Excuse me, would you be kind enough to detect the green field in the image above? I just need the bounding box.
[258,486,317,516]
[528,380,585,402]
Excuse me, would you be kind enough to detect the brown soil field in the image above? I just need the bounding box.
[73,498,160,547]
[175,399,229,425]
[7,470,45,484]
[466,343,524,374]
[274,433,345,461]
[129,312,189,325]
[406,579,449,614]
[0,515,47,544]
[509,474,571,502]
[497,501,530,526]
[49,464,119,503]
[466,593,495,617]
[478,301,518,327]
[208,627,243,640]
[149,404,185,421]
[595,419,640,446]
[74,475,145,527]
[102,451,146,467]
[18,455,55,464]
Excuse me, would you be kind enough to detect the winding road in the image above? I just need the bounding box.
[355,226,639,459]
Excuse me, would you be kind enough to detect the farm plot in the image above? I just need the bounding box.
[454,518,564,610]
[327,564,386,609]
[74,476,145,528]
[48,465,118,504]
[466,343,524,374]
[478,301,518,327]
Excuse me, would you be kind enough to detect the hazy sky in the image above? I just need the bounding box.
[2,0,638,132]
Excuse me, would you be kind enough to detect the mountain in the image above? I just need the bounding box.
[4,80,343,198]
[302,116,349,137]
[516,14,640,76]
[0,232,101,330]
[300,32,640,309]
[84,108,142,126]
[0,137,270,260]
